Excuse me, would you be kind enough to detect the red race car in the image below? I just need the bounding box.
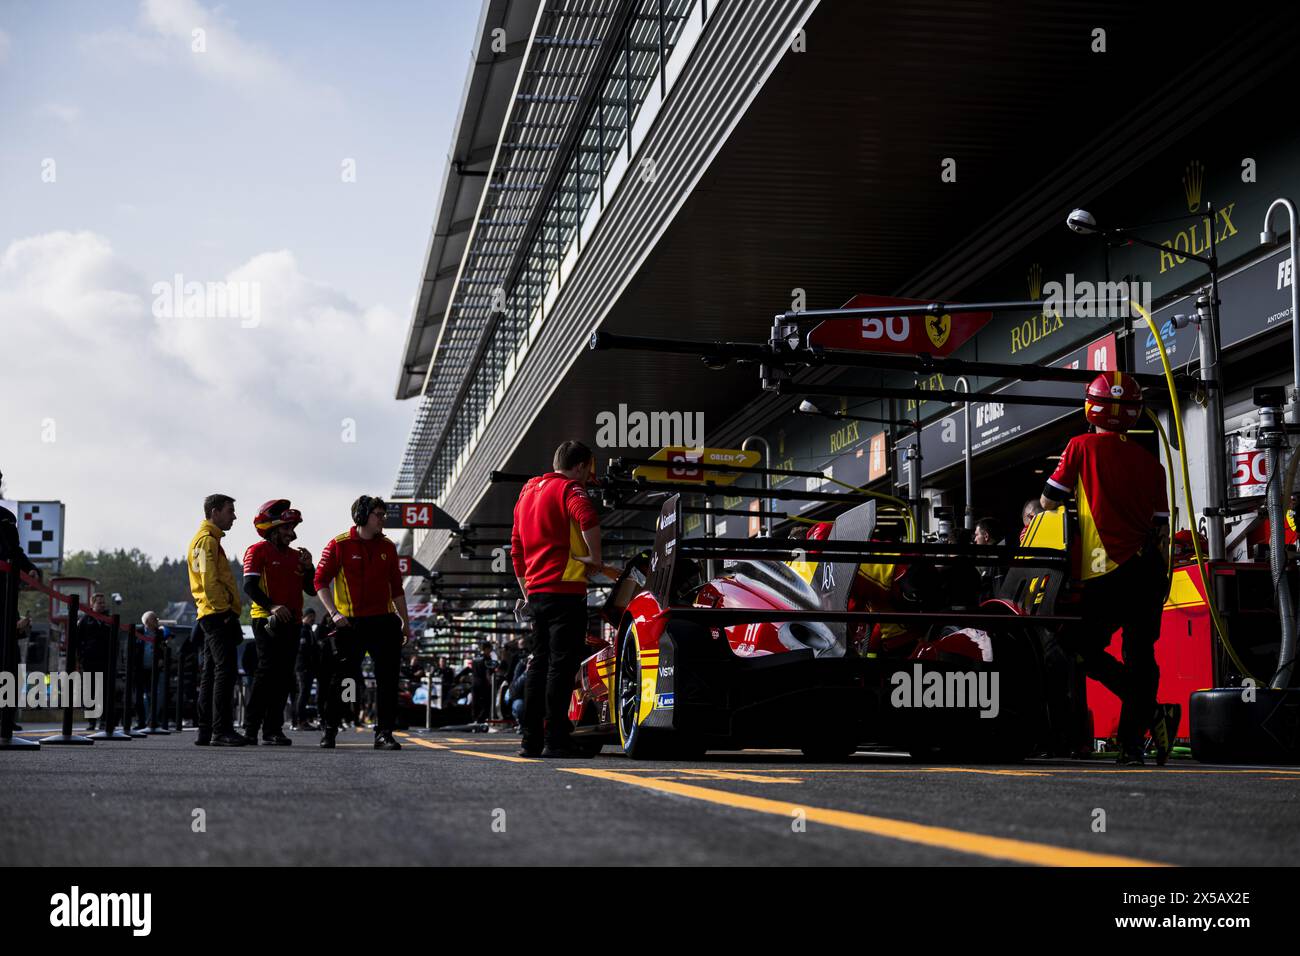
[568,495,1076,760]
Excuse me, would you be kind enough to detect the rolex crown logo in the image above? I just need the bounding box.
[1028,263,1043,301]
[1183,160,1204,213]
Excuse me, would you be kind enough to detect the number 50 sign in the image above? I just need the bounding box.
[1230,450,1268,495]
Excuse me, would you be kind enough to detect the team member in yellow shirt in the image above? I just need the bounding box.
[187,493,246,747]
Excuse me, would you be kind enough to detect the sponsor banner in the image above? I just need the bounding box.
[807,294,992,356]
[632,447,761,484]
[1135,246,1295,374]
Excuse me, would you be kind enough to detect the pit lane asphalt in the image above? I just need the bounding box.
[1,725,1296,866]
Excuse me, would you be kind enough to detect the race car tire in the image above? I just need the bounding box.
[616,620,667,760]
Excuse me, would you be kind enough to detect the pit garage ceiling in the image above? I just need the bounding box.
[431,1,1297,578]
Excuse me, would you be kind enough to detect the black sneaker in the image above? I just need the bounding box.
[237,732,259,746]
[374,733,402,751]
[211,733,248,747]
[319,731,337,749]
[517,747,542,758]
[1116,748,1145,766]
[194,736,211,747]
[540,743,590,759]
[262,732,293,746]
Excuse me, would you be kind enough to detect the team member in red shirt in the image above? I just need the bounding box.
[314,495,411,750]
[1040,371,1175,765]
[241,499,315,746]
[511,440,611,757]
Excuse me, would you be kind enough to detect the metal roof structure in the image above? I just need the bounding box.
[393,0,1299,587]
[395,0,698,499]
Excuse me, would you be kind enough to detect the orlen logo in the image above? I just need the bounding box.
[1145,318,1176,350]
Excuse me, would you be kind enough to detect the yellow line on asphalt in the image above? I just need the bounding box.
[600,764,1300,777]
[560,767,1168,867]
[449,748,538,763]
[402,737,448,750]
[606,766,1048,777]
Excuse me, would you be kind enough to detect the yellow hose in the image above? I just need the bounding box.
[1144,407,1176,598]
[1131,301,1255,680]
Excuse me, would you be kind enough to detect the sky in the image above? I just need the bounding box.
[0,0,482,567]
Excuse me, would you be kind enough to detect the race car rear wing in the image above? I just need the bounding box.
[646,494,1075,630]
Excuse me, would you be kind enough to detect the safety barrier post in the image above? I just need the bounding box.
[44,593,92,745]
[173,635,186,731]
[144,627,169,734]
[157,641,171,730]
[0,562,39,750]
[90,614,131,740]
[121,625,146,737]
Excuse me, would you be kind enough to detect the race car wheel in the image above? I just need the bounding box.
[616,621,660,760]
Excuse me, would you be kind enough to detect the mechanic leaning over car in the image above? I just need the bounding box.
[240,499,315,746]
[510,440,616,758]
[1039,371,1177,766]
[187,493,246,747]
[314,495,412,751]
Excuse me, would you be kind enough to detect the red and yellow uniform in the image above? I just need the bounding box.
[242,539,308,619]
[510,472,600,595]
[313,528,402,617]
[1044,432,1168,580]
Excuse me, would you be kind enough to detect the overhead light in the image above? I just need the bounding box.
[798,400,820,415]
[1066,208,1098,235]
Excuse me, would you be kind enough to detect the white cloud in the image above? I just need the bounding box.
[79,0,338,107]
[36,103,81,126]
[0,231,407,566]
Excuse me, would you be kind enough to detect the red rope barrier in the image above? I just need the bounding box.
[0,558,133,631]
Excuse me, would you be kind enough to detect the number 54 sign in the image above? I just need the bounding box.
[384,501,462,531]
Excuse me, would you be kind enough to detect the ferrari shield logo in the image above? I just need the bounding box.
[925,313,951,350]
